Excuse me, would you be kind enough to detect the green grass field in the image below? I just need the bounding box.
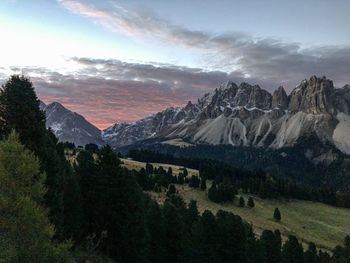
[122,158,350,251]
[176,184,350,251]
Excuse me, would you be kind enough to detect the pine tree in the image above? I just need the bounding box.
[145,163,153,174]
[178,173,185,184]
[193,210,218,262]
[0,75,46,149]
[183,167,188,177]
[200,178,207,190]
[162,202,185,262]
[189,175,200,188]
[145,201,165,262]
[185,200,199,227]
[0,131,71,262]
[260,230,281,263]
[98,145,146,261]
[0,75,78,239]
[248,196,255,208]
[281,235,304,263]
[208,181,219,203]
[239,196,245,207]
[274,208,281,222]
[304,242,318,263]
[215,210,247,262]
[167,184,177,197]
[167,166,173,176]
[77,145,146,261]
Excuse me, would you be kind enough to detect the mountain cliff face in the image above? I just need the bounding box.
[41,102,103,146]
[103,76,350,156]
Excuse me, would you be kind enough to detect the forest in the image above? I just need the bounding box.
[1,75,350,262]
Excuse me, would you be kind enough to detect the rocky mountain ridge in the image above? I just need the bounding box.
[103,76,350,156]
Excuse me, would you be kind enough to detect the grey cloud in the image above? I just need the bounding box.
[58,0,350,90]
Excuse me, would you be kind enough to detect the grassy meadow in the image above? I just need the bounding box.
[122,158,350,251]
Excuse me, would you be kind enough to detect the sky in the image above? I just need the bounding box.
[0,0,349,129]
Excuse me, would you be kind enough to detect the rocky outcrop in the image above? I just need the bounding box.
[272,86,288,109]
[331,85,350,114]
[289,76,334,114]
[234,83,272,110]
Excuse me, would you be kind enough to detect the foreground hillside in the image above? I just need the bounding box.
[122,158,350,251]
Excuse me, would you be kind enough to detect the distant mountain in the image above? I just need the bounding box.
[103,76,350,158]
[41,101,103,147]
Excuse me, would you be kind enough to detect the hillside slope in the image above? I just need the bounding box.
[122,158,350,250]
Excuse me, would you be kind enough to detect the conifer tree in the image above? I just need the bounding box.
[185,200,199,227]
[281,235,304,263]
[193,210,218,262]
[162,202,185,262]
[239,196,245,207]
[304,242,318,263]
[0,75,80,239]
[260,230,281,263]
[200,178,207,190]
[274,208,281,222]
[208,181,219,203]
[167,166,173,176]
[167,184,177,197]
[145,201,165,262]
[0,131,71,262]
[145,163,153,174]
[248,196,255,208]
[183,167,188,177]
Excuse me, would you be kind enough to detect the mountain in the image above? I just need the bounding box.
[41,101,103,146]
[103,76,350,156]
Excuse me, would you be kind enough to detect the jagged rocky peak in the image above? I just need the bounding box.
[233,82,272,110]
[198,80,272,111]
[331,84,350,115]
[272,86,288,110]
[289,75,334,114]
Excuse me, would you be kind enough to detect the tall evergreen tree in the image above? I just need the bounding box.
[193,210,218,262]
[183,167,188,177]
[98,145,146,261]
[145,201,165,262]
[162,201,186,262]
[0,75,80,239]
[0,131,71,262]
[260,230,281,263]
[304,242,318,263]
[208,181,219,203]
[185,200,199,228]
[200,178,207,190]
[0,75,46,150]
[281,235,304,263]
[274,208,281,222]
[239,196,245,207]
[248,196,255,208]
[75,150,99,236]
[215,210,247,262]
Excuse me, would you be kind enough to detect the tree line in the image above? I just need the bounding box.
[129,149,350,208]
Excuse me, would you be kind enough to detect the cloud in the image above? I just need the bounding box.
[1,60,243,129]
[2,1,349,129]
[57,0,350,89]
